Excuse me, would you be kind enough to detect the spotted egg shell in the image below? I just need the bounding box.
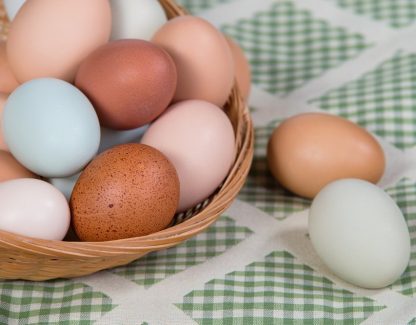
[70,143,180,241]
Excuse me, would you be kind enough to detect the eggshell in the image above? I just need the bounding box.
[267,113,385,198]
[0,178,70,240]
[0,93,8,151]
[110,0,167,41]
[309,179,410,289]
[152,16,234,107]
[3,78,101,178]
[0,150,37,182]
[3,0,25,20]
[49,173,81,201]
[75,40,177,130]
[99,125,148,154]
[141,100,236,212]
[0,41,19,94]
[7,0,112,83]
[226,36,251,101]
[71,144,180,242]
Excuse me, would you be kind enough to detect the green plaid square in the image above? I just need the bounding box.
[386,179,416,296]
[330,0,416,28]
[222,1,370,96]
[238,121,311,219]
[177,251,385,324]
[311,51,416,149]
[111,216,252,287]
[177,0,235,13]
[0,280,115,325]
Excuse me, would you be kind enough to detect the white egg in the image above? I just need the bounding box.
[110,0,167,41]
[49,173,81,201]
[309,179,410,289]
[3,0,26,20]
[0,178,70,240]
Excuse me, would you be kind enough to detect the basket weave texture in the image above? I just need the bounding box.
[0,0,254,281]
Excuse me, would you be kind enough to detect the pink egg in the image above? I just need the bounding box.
[141,100,236,212]
[0,42,19,94]
[7,0,112,83]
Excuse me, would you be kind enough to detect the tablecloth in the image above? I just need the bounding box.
[2,0,416,324]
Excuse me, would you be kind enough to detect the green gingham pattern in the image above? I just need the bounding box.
[0,281,115,324]
[221,1,370,96]
[330,0,416,29]
[2,0,416,323]
[177,251,385,324]
[311,51,416,149]
[111,216,252,287]
[176,0,234,13]
[238,122,311,220]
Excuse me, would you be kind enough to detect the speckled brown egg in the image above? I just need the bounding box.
[70,143,180,241]
[75,39,177,130]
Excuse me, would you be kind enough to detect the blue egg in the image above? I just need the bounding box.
[49,173,81,201]
[3,78,100,178]
[98,125,148,154]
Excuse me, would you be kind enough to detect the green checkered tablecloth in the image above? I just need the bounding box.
[2,0,416,323]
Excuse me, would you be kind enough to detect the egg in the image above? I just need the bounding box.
[142,100,236,212]
[152,16,234,107]
[3,78,101,178]
[3,0,25,20]
[7,0,112,83]
[0,178,70,240]
[0,41,19,94]
[267,113,385,198]
[309,179,410,289]
[99,125,148,154]
[226,36,251,101]
[71,144,180,242]
[0,93,8,151]
[0,150,37,182]
[110,0,167,41]
[49,173,81,201]
[75,40,177,130]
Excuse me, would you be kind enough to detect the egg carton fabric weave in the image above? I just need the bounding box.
[2,0,416,324]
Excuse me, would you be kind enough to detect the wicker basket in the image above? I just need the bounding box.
[0,0,254,281]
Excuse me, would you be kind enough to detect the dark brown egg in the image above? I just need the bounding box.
[75,40,177,130]
[70,143,180,241]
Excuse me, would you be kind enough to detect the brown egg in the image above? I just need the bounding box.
[70,144,180,241]
[225,36,251,101]
[152,16,234,107]
[267,113,385,199]
[0,93,9,151]
[75,40,177,130]
[0,150,37,182]
[0,41,19,94]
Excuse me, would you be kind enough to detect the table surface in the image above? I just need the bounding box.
[2,0,416,324]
